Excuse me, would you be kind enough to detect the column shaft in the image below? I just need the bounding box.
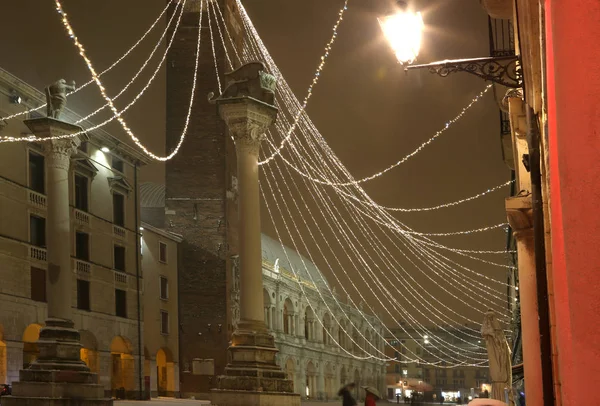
[515,230,544,406]
[236,145,264,325]
[46,143,75,320]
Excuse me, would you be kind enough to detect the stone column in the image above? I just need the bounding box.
[210,63,299,406]
[506,196,543,406]
[3,118,110,406]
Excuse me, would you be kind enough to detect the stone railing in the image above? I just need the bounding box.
[28,190,47,209]
[29,245,47,262]
[114,270,127,284]
[75,259,91,274]
[113,225,126,239]
[74,208,90,225]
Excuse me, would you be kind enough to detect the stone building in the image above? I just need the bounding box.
[140,222,182,397]
[0,68,178,399]
[384,325,490,402]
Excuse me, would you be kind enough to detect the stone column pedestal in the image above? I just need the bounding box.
[210,65,300,406]
[3,118,111,406]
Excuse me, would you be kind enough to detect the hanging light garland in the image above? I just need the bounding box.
[1,0,176,122]
[51,0,202,161]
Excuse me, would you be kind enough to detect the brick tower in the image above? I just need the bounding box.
[165,0,242,397]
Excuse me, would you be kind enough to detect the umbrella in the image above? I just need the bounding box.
[481,311,514,406]
[362,386,381,400]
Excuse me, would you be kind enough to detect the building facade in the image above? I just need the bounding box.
[0,68,150,398]
[260,235,387,401]
[141,222,182,397]
[384,326,490,402]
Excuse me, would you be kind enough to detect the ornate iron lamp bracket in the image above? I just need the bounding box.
[405,55,522,88]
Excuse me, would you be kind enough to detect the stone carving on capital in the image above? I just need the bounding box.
[45,79,76,120]
[45,137,81,171]
[208,61,276,105]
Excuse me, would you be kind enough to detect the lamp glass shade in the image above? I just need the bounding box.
[379,10,424,64]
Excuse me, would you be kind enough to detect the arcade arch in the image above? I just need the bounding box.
[156,347,175,396]
[79,330,99,373]
[110,336,135,395]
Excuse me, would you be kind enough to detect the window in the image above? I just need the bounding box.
[402,369,408,377]
[394,351,399,359]
[160,310,169,334]
[159,276,168,300]
[115,289,127,317]
[394,365,400,373]
[74,174,89,211]
[75,232,90,261]
[112,193,125,226]
[159,242,167,263]
[30,267,46,302]
[114,245,126,272]
[111,157,124,173]
[29,215,46,247]
[77,279,90,311]
[28,151,45,193]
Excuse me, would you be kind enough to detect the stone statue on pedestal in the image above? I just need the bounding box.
[45,79,76,119]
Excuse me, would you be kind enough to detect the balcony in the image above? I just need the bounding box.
[75,259,91,274]
[113,225,126,239]
[29,245,47,262]
[28,190,47,209]
[114,270,127,284]
[74,209,90,225]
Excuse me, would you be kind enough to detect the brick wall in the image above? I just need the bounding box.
[165,0,241,396]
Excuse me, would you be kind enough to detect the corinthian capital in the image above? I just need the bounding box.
[218,98,277,156]
[45,138,81,171]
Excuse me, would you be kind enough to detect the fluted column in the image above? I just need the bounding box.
[45,138,80,320]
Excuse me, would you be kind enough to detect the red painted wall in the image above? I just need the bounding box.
[546,1,600,404]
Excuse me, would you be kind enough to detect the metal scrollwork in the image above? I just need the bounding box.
[407,55,522,88]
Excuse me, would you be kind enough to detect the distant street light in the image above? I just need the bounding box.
[378,1,424,65]
[380,1,521,88]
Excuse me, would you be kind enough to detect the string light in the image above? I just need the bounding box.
[52,0,202,161]
[209,7,508,366]
[1,1,190,144]
[1,0,175,122]
[240,0,351,165]
[217,12,496,362]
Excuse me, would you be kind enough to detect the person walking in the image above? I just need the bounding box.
[363,386,381,406]
[338,382,358,406]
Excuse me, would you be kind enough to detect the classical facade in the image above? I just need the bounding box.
[0,68,178,399]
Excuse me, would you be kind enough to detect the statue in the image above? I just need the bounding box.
[208,61,276,105]
[481,311,514,406]
[45,79,76,120]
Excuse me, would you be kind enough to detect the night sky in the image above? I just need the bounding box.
[1,0,511,326]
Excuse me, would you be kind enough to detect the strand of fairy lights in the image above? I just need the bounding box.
[223,18,490,362]
[209,15,485,362]
[263,135,510,333]
[72,1,183,125]
[232,19,512,308]
[216,6,506,362]
[261,152,490,363]
[233,0,352,166]
[53,0,202,161]
[1,0,175,123]
[1,1,191,145]
[262,129,510,340]
[206,0,222,94]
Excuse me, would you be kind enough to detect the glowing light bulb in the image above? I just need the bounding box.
[379,8,424,65]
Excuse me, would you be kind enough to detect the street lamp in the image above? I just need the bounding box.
[378,1,424,65]
[380,1,521,88]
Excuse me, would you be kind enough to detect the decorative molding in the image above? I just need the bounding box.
[72,155,99,179]
[108,176,132,196]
